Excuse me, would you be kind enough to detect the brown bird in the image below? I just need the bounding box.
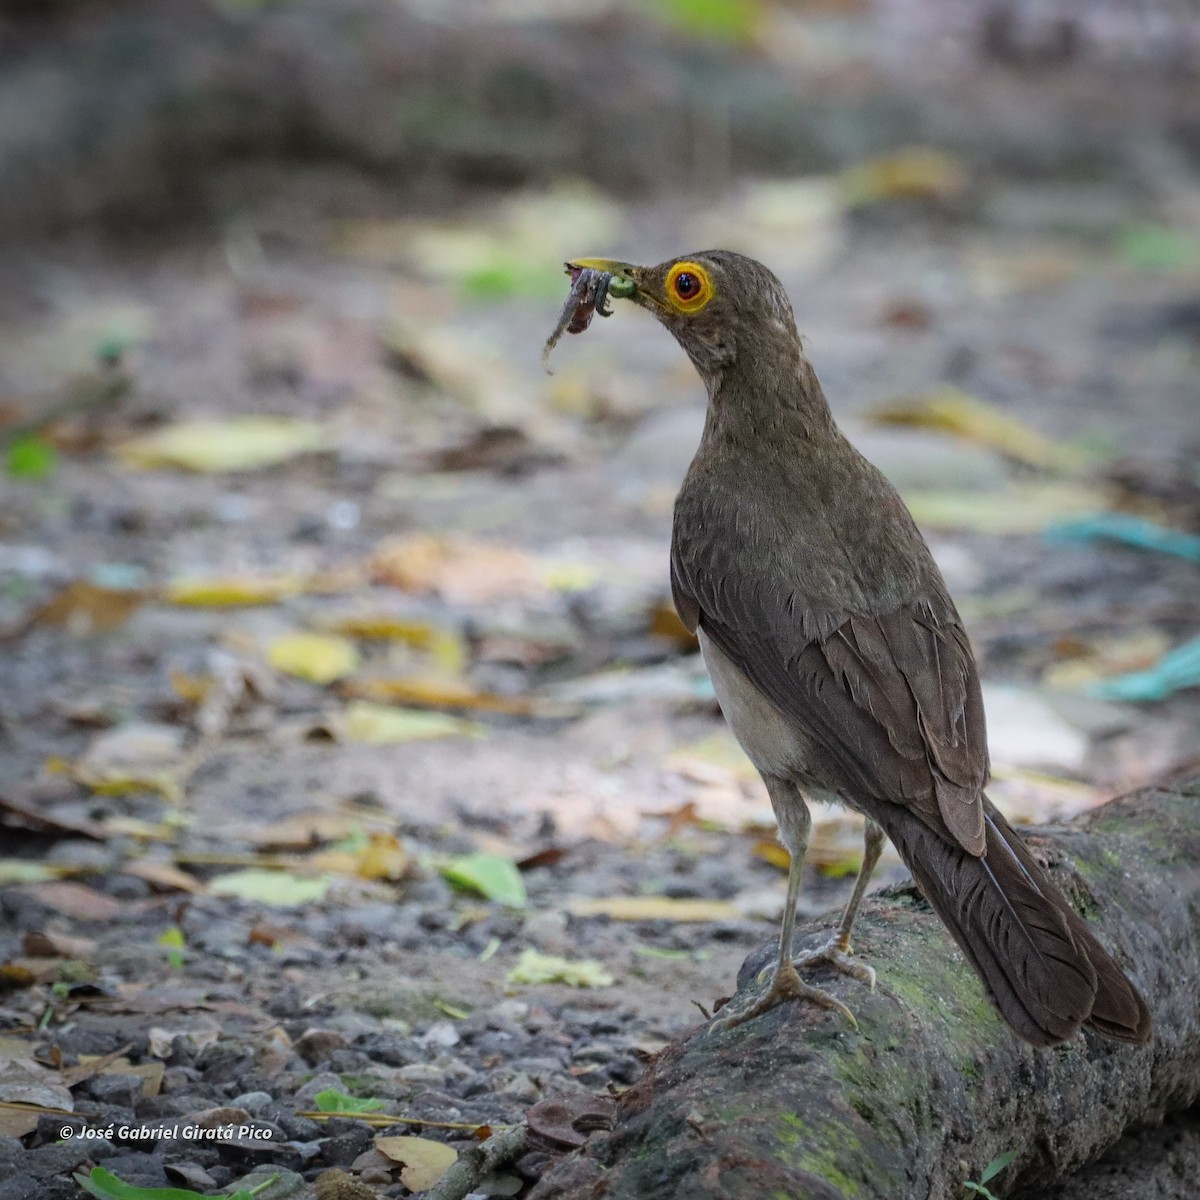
[561,251,1151,1047]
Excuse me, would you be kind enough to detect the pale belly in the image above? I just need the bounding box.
[698,627,839,807]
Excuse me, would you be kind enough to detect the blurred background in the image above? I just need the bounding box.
[1,0,1199,1192]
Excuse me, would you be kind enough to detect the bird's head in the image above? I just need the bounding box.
[566,250,801,385]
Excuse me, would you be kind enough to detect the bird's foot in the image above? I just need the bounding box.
[710,960,858,1033]
[793,936,877,991]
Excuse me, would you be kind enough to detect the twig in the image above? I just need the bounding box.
[295,1110,515,1132]
[425,1124,528,1200]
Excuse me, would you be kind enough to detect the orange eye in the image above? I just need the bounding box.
[665,261,713,313]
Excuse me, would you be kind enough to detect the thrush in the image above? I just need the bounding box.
[554,251,1151,1047]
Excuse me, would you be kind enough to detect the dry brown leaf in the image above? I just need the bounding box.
[371,534,544,606]
[242,811,354,851]
[374,1135,457,1192]
[15,882,125,922]
[23,930,97,959]
[0,792,109,841]
[120,860,206,894]
[22,581,145,636]
[566,896,741,922]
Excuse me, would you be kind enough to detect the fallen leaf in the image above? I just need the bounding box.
[341,676,544,717]
[163,575,303,607]
[869,387,1083,472]
[117,416,327,473]
[22,581,144,636]
[268,633,360,684]
[0,792,108,841]
[74,722,187,801]
[312,832,410,883]
[75,1165,213,1200]
[840,146,968,207]
[371,534,544,606]
[567,896,741,922]
[23,930,97,958]
[242,811,354,851]
[440,853,526,907]
[208,869,331,907]
[121,861,205,895]
[335,701,484,745]
[1091,634,1200,703]
[0,861,59,885]
[902,482,1107,535]
[648,600,699,650]
[315,1088,386,1114]
[374,1135,457,1192]
[506,949,614,988]
[15,882,124,922]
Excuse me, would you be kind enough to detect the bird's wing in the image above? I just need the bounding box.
[671,536,989,855]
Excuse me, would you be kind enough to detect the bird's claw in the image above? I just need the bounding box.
[710,961,858,1033]
[791,937,877,991]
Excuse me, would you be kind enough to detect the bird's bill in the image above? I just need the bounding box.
[565,258,638,300]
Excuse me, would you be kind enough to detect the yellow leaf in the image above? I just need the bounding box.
[117,416,327,473]
[869,387,1084,473]
[567,896,741,922]
[506,949,614,988]
[374,1135,458,1191]
[752,840,790,870]
[327,617,467,674]
[902,482,1106,534]
[268,633,360,685]
[163,575,303,606]
[341,676,541,717]
[840,147,968,207]
[355,832,410,882]
[336,701,484,744]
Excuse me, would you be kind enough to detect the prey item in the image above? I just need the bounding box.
[556,249,1151,1048]
[541,263,634,372]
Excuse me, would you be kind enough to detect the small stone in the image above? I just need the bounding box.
[295,1028,350,1066]
[418,1021,460,1049]
[95,1153,171,1188]
[229,1091,274,1116]
[498,1071,540,1103]
[396,1063,445,1087]
[353,1033,422,1067]
[85,1073,144,1109]
[317,1123,375,1167]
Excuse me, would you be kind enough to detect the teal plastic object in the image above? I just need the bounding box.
[1092,635,1200,702]
[1046,514,1200,562]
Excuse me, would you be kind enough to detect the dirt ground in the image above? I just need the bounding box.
[1,12,1200,1197]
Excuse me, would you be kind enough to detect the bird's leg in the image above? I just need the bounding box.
[710,780,857,1032]
[792,818,885,989]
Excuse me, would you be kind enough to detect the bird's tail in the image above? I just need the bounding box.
[880,800,1151,1047]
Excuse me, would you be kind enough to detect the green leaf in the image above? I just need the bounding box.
[6,434,57,479]
[979,1150,1019,1184]
[208,868,331,907]
[313,1088,386,1113]
[652,0,762,41]
[440,853,526,907]
[158,926,185,970]
[963,1184,998,1200]
[73,1166,210,1200]
[1118,222,1200,271]
[506,949,614,988]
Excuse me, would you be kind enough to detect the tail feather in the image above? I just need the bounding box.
[880,801,1150,1047]
[985,807,1152,1044]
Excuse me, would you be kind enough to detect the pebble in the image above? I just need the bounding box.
[85,1073,144,1109]
[295,1028,350,1066]
[230,1091,274,1116]
[418,1020,460,1048]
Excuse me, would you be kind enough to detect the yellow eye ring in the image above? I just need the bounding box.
[665,261,714,314]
